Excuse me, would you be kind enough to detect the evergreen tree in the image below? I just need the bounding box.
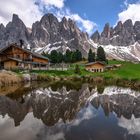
[106,59,109,64]
[49,49,83,64]
[75,49,82,61]
[50,50,58,63]
[64,50,72,63]
[74,64,81,74]
[96,46,106,62]
[88,49,95,62]
[79,51,82,61]
[71,51,77,63]
[57,52,63,63]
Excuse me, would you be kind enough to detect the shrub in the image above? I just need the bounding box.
[74,65,81,75]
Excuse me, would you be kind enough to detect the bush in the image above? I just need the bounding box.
[74,65,81,75]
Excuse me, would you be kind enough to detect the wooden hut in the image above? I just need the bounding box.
[0,44,49,70]
[85,61,106,72]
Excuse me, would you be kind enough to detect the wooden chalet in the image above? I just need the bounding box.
[0,44,49,70]
[85,61,106,72]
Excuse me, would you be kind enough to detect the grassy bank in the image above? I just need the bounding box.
[0,70,22,87]
[30,60,140,81]
[1,60,140,90]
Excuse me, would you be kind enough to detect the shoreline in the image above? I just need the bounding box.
[0,70,140,91]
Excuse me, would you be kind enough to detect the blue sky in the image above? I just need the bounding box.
[0,0,140,35]
[65,0,125,32]
[35,0,140,33]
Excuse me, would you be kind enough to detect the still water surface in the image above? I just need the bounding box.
[0,82,140,140]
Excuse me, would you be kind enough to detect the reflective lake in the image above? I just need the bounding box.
[0,82,140,140]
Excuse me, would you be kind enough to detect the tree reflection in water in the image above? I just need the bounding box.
[0,83,140,140]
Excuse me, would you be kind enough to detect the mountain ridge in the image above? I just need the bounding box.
[0,13,140,61]
[91,19,140,46]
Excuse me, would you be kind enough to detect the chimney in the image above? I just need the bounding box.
[19,39,24,48]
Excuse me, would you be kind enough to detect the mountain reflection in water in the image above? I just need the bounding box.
[0,84,140,140]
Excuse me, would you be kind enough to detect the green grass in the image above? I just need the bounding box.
[106,60,140,80]
[29,60,140,81]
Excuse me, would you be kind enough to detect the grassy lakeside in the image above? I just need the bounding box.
[0,60,139,91]
[30,60,140,81]
[0,70,22,87]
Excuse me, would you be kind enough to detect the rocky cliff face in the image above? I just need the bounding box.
[31,14,92,56]
[0,13,92,57]
[0,85,140,127]
[91,19,140,46]
[0,14,30,48]
[0,13,140,61]
[91,19,140,61]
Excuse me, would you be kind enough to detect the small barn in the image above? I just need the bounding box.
[85,61,106,72]
[0,44,49,70]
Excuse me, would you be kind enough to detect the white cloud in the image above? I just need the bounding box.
[68,14,96,34]
[118,115,140,136]
[41,0,65,9]
[118,2,140,23]
[0,0,96,34]
[0,0,42,27]
[70,104,95,126]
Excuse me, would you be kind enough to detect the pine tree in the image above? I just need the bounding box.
[64,50,72,63]
[79,51,82,61]
[57,52,63,63]
[50,50,58,63]
[96,46,106,62]
[74,64,81,74]
[88,49,95,62]
[71,51,77,63]
[76,49,82,61]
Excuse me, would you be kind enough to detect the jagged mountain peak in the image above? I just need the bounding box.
[12,14,19,21]
[40,13,59,25]
[62,16,67,22]
[101,22,111,38]
[7,13,91,56]
[114,21,123,34]
[134,21,140,26]
[8,13,26,27]
[124,19,133,25]
[0,13,140,61]
[90,19,140,61]
[91,30,100,43]
[1,13,30,47]
[0,23,5,30]
[91,19,140,46]
[103,22,110,28]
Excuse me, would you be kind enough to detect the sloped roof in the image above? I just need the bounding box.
[0,44,49,60]
[85,61,106,66]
